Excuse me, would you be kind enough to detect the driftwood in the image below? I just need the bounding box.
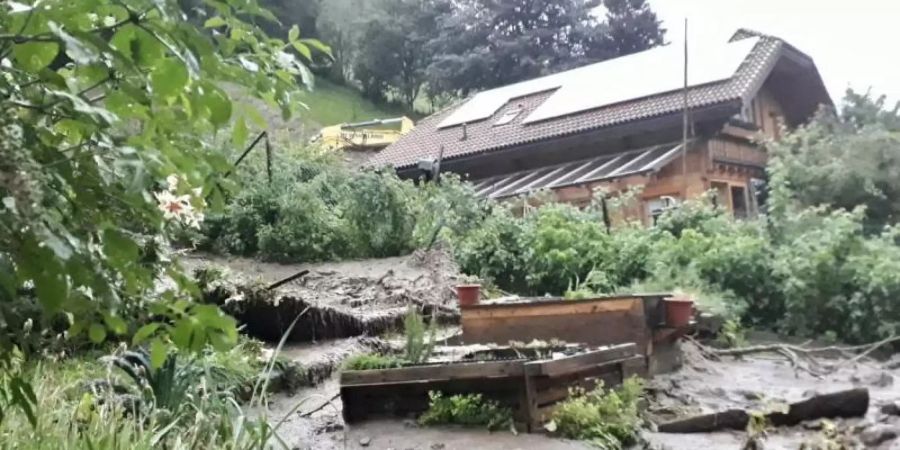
[687,335,900,378]
[658,388,870,433]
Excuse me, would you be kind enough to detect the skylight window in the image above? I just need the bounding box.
[494,107,522,126]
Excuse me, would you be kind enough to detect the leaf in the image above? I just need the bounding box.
[103,313,127,335]
[171,318,194,349]
[299,38,332,58]
[150,338,168,369]
[203,16,227,28]
[290,40,311,62]
[133,323,160,344]
[48,22,97,64]
[12,42,59,72]
[9,378,37,428]
[102,228,139,268]
[198,82,232,128]
[288,24,299,43]
[7,2,33,13]
[232,115,247,149]
[88,323,107,344]
[151,58,189,100]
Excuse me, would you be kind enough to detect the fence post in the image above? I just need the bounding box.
[265,132,272,185]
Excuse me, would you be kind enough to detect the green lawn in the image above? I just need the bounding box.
[297,79,412,126]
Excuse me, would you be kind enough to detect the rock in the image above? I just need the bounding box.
[886,354,900,370]
[803,419,825,430]
[882,402,900,416]
[430,444,445,450]
[852,371,894,388]
[861,424,900,446]
[359,437,371,447]
[403,419,419,428]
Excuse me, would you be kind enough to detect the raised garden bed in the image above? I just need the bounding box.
[340,343,645,431]
[461,294,686,375]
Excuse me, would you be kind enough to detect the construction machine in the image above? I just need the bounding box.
[311,116,414,152]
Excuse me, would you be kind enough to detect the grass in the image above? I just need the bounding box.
[0,341,282,449]
[297,79,413,127]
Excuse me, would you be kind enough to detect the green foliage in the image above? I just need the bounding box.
[342,353,403,371]
[418,391,514,431]
[717,319,749,349]
[767,90,900,230]
[403,309,436,364]
[0,0,324,422]
[426,0,665,96]
[201,162,423,262]
[547,377,644,449]
[0,348,285,449]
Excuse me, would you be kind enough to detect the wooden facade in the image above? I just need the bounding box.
[527,87,786,224]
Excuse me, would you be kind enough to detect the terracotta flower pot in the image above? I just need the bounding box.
[456,284,481,308]
[664,296,694,328]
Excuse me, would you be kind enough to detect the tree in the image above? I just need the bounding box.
[595,0,666,58]
[0,0,317,418]
[354,0,446,108]
[426,0,666,96]
[767,90,900,231]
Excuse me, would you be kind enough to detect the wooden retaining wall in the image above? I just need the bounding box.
[340,343,645,431]
[461,294,669,353]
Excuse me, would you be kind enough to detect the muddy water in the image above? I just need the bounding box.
[258,342,900,449]
[644,342,900,449]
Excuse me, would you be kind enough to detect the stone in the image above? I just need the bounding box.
[882,402,900,416]
[430,444,446,450]
[359,437,371,447]
[851,371,894,388]
[803,419,825,430]
[861,424,900,446]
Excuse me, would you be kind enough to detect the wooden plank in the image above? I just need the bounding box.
[463,303,649,350]
[621,355,648,379]
[462,298,639,319]
[340,360,525,386]
[341,377,527,424]
[524,344,637,377]
[522,373,540,432]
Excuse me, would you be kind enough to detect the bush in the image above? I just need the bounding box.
[342,353,403,371]
[202,159,424,262]
[548,377,644,449]
[418,391,514,431]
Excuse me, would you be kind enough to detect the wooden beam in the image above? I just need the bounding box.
[462,298,640,320]
[340,360,526,386]
[524,344,637,377]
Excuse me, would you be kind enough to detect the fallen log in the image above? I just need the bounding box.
[658,388,869,433]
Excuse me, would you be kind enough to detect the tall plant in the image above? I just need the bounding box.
[0,0,323,420]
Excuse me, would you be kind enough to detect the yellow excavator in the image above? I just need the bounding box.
[311,116,415,151]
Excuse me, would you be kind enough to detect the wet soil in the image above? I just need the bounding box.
[183,248,461,343]
[255,338,900,450]
[643,340,900,449]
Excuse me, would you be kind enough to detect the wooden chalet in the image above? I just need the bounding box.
[370,29,831,223]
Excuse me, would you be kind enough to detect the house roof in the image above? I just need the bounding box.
[370,32,828,171]
[474,142,687,199]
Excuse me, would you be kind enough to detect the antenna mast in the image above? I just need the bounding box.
[681,18,690,197]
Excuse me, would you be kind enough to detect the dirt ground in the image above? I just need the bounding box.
[183,251,900,449]
[250,337,900,450]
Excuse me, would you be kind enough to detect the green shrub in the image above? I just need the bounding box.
[342,353,403,371]
[418,391,514,431]
[548,377,644,449]
[403,309,436,364]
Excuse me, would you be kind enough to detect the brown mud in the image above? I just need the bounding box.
[183,248,460,343]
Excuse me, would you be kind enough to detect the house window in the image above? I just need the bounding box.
[731,185,748,219]
[734,99,760,128]
[646,195,679,224]
[494,107,522,126]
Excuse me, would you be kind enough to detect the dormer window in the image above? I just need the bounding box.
[494,107,522,126]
